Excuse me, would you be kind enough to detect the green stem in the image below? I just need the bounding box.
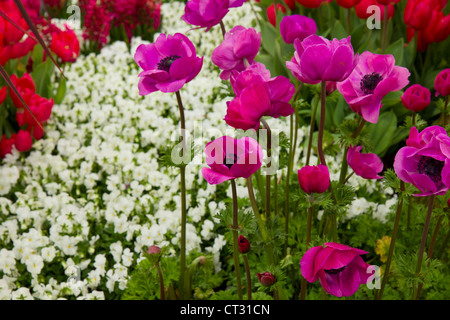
[412,195,435,300]
[219,20,226,39]
[346,8,351,35]
[412,111,416,127]
[381,5,388,53]
[243,255,252,300]
[416,214,444,299]
[156,262,166,300]
[338,118,366,184]
[300,199,314,300]
[317,82,327,166]
[231,179,243,300]
[175,90,188,299]
[444,96,448,128]
[260,117,272,220]
[376,182,405,300]
[306,95,319,166]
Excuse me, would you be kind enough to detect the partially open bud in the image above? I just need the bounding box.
[257,271,276,287]
[148,245,161,255]
[238,235,250,254]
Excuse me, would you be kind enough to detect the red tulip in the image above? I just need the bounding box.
[355,0,394,21]
[404,0,434,30]
[0,134,16,158]
[9,73,36,109]
[0,86,6,105]
[267,3,286,27]
[336,0,362,8]
[295,0,332,8]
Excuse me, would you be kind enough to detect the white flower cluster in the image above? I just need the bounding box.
[0,1,395,300]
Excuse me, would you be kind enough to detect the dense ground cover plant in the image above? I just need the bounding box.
[0,0,448,301]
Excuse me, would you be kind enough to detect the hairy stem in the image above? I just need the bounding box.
[231,179,243,300]
[412,195,435,300]
[175,90,187,299]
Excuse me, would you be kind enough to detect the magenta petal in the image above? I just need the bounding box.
[299,45,332,83]
[360,99,383,123]
[201,167,233,185]
[240,82,271,121]
[300,246,324,283]
[338,259,365,297]
[134,43,160,71]
[323,44,355,82]
[169,57,203,80]
[155,79,187,93]
[410,173,438,194]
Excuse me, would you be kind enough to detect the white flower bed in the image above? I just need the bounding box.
[0,2,395,300]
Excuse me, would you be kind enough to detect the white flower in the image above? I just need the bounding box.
[11,287,34,300]
[25,254,44,276]
[41,246,56,262]
[0,249,16,275]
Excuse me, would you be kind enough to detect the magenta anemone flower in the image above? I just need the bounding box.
[336,51,410,123]
[201,136,263,185]
[393,126,450,197]
[211,26,261,80]
[298,164,330,194]
[401,84,431,112]
[224,63,295,130]
[134,33,203,95]
[182,0,230,31]
[300,242,371,297]
[286,35,358,85]
[347,145,384,179]
[280,14,317,44]
[434,68,450,97]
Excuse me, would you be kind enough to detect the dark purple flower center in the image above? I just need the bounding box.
[324,266,346,275]
[417,156,444,183]
[157,55,181,72]
[224,153,239,170]
[360,72,383,95]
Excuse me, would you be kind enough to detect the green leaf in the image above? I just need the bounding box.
[54,76,67,104]
[260,21,278,58]
[385,38,404,67]
[367,111,397,156]
[31,58,55,98]
[331,20,347,40]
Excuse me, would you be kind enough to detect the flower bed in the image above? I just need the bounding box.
[0,0,449,301]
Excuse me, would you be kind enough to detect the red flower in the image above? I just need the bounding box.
[257,271,276,286]
[336,0,362,9]
[16,94,54,128]
[9,73,36,109]
[0,86,6,105]
[267,3,286,27]
[401,84,431,112]
[50,27,80,63]
[238,235,251,254]
[0,134,16,158]
[14,130,33,152]
[435,68,450,97]
[295,0,332,8]
[404,0,434,30]
[355,0,394,21]
[298,165,330,194]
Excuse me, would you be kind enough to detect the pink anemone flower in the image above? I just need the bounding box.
[336,51,410,123]
[300,242,371,297]
[201,136,263,185]
[347,145,384,179]
[134,33,203,94]
[393,126,450,197]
